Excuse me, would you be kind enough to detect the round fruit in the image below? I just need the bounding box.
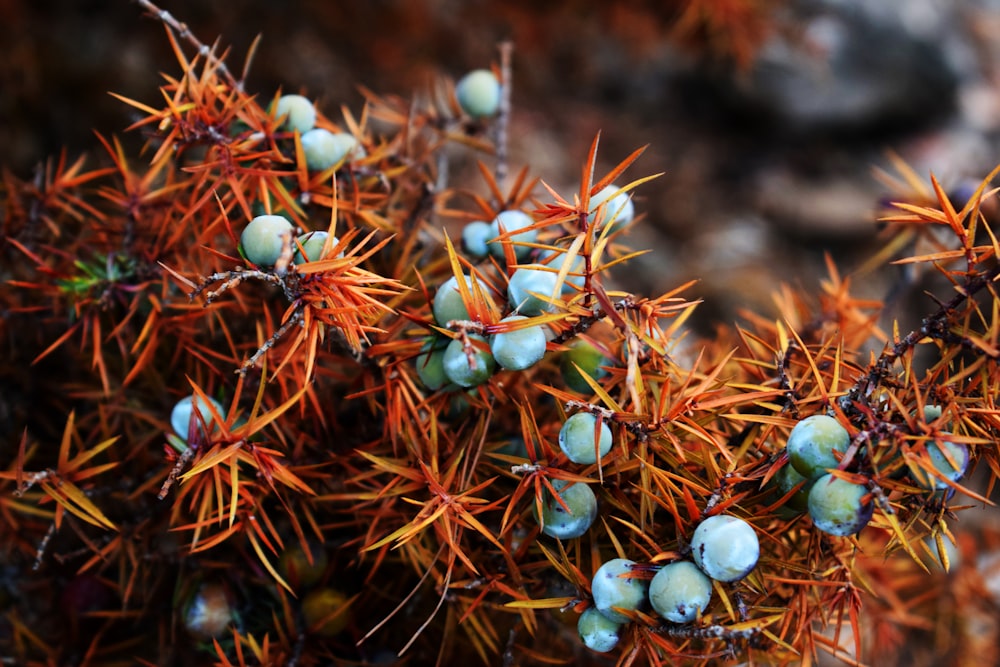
[490,315,547,370]
[538,248,585,292]
[560,339,612,394]
[807,473,874,536]
[559,412,613,465]
[272,94,316,133]
[911,437,970,491]
[415,337,451,391]
[433,273,489,326]
[577,607,622,653]
[292,230,341,265]
[590,184,635,231]
[183,582,234,640]
[488,210,537,261]
[508,265,560,316]
[535,479,598,539]
[648,560,713,623]
[241,214,294,267]
[462,220,493,259]
[441,334,496,387]
[591,558,649,624]
[301,128,364,171]
[302,588,350,636]
[786,414,850,480]
[774,462,813,512]
[690,514,759,582]
[171,394,224,442]
[455,68,501,118]
[279,542,329,590]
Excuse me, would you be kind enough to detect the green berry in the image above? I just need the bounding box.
[279,541,329,590]
[560,339,611,394]
[535,479,598,539]
[301,129,364,171]
[293,231,340,265]
[690,515,759,583]
[591,558,649,624]
[559,412,613,464]
[508,265,560,316]
[786,414,850,480]
[455,69,500,118]
[272,94,316,133]
[910,438,970,490]
[538,248,585,292]
[648,560,713,623]
[461,220,493,259]
[302,588,350,636]
[171,394,224,442]
[577,607,622,653]
[590,184,635,231]
[488,210,537,261]
[807,473,874,536]
[414,337,451,391]
[490,315,547,370]
[241,214,293,267]
[774,462,813,512]
[433,274,489,325]
[441,334,495,387]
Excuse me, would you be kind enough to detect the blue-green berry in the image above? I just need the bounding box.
[560,340,612,394]
[786,414,850,480]
[301,129,364,171]
[272,94,316,134]
[910,437,970,491]
[508,266,560,316]
[490,315,547,370]
[461,220,493,259]
[455,69,500,118]
[591,558,649,624]
[171,394,224,442]
[559,412,613,464]
[488,210,537,261]
[433,274,489,325]
[774,462,813,512]
[577,607,622,653]
[241,214,293,267]
[648,560,713,623]
[590,184,635,231]
[807,473,874,536]
[690,514,759,582]
[538,248,585,293]
[535,479,598,539]
[293,231,341,265]
[441,334,495,387]
[414,337,451,391]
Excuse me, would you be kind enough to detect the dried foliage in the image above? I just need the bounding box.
[2,3,1000,667]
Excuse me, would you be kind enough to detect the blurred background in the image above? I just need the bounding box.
[3,0,1000,332]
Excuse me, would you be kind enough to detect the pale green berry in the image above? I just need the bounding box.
[461,220,493,259]
[786,414,850,480]
[538,248,585,292]
[648,560,713,623]
[591,558,649,624]
[590,184,635,231]
[910,438,970,491]
[560,339,611,394]
[535,479,598,539]
[691,515,759,582]
[559,412,613,464]
[490,315,547,370]
[455,69,500,118]
[415,337,450,391]
[301,129,364,171]
[272,94,316,133]
[577,607,622,653]
[433,274,489,325]
[488,210,536,261]
[293,231,341,265]
[241,214,293,267]
[171,394,224,442]
[441,334,495,387]
[508,265,560,315]
[923,404,943,421]
[807,473,874,536]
